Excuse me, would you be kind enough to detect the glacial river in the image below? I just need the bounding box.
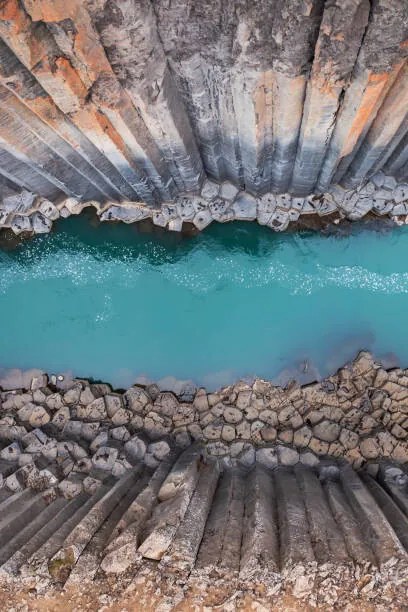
[1,215,408,389]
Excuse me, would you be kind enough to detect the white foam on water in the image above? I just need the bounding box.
[2,232,408,297]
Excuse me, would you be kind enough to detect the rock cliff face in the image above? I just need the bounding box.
[0,353,407,607]
[0,0,406,210]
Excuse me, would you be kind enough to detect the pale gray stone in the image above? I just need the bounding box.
[11,215,32,235]
[154,392,179,416]
[124,435,147,461]
[201,179,220,200]
[256,447,278,469]
[238,446,256,467]
[31,212,52,233]
[393,183,408,204]
[168,217,183,232]
[76,397,107,421]
[125,386,151,413]
[300,451,319,467]
[148,440,170,460]
[360,437,380,459]
[223,405,242,424]
[232,193,257,220]
[111,426,131,442]
[81,421,100,441]
[176,197,196,221]
[277,445,299,466]
[79,386,96,405]
[105,394,123,417]
[339,428,359,450]
[313,420,340,443]
[219,181,239,201]
[222,424,236,442]
[294,425,312,447]
[203,422,222,440]
[39,198,60,220]
[92,446,118,470]
[193,209,212,230]
[111,408,132,426]
[0,441,21,461]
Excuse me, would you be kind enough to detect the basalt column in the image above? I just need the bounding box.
[0,0,406,206]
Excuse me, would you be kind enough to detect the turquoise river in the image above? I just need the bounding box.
[1,216,408,389]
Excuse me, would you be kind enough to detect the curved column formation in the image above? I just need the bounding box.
[0,351,407,604]
[0,0,405,206]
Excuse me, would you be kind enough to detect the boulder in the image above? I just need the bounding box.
[359,437,380,459]
[148,440,170,460]
[259,409,278,427]
[79,386,96,405]
[124,386,151,413]
[223,406,242,424]
[111,408,132,426]
[193,389,209,412]
[193,209,212,230]
[313,420,340,443]
[11,215,32,235]
[300,451,319,467]
[238,445,256,467]
[76,397,107,421]
[0,441,21,461]
[176,197,196,221]
[92,446,118,470]
[261,426,277,442]
[232,193,257,221]
[201,179,220,200]
[31,212,52,233]
[339,428,359,450]
[39,198,60,220]
[168,217,183,232]
[256,447,278,469]
[393,183,408,204]
[294,425,312,447]
[219,181,239,201]
[110,426,131,442]
[203,422,222,440]
[277,446,299,466]
[222,424,236,442]
[124,435,147,461]
[154,392,179,416]
[308,437,329,455]
[104,394,123,418]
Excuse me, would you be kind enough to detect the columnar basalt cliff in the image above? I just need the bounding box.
[1,3,408,608]
[0,353,407,607]
[0,0,406,220]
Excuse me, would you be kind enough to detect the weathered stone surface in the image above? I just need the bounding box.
[277,446,299,466]
[76,398,107,421]
[313,421,340,443]
[256,447,278,469]
[125,387,151,414]
[360,437,380,459]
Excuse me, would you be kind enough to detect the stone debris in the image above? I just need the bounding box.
[2,174,408,238]
[0,352,407,483]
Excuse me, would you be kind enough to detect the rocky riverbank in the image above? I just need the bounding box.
[1,173,408,239]
[0,351,406,495]
[0,351,407,609]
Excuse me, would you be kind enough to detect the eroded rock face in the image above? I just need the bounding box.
[0,0,406,216]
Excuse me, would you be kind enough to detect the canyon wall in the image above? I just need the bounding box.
[0,0,406,208]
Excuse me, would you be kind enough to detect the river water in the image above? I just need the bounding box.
[1,216,407,389]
